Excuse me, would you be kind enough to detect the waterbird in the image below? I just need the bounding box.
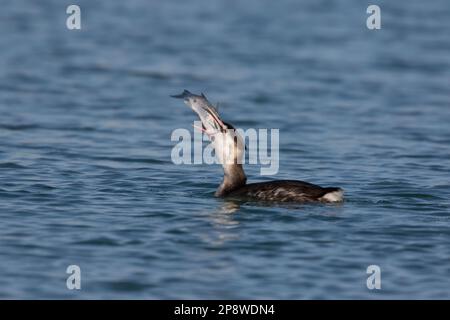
[171,90,343,203]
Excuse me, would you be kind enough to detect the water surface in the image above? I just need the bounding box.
[0,0,449,299]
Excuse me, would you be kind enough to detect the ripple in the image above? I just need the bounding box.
[0,162,27,169]
[73,237,120,247]
[98,280,152,293]
[0,123,40,131]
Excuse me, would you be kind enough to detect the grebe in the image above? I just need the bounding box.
[172,90,343,203]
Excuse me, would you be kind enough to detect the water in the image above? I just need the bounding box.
[0,0,449,299]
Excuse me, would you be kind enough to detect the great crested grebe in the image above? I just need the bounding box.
[172,90,343,203]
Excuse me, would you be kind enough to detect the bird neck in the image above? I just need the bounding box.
[215,164,247,196]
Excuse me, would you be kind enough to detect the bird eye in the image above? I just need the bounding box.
[193,99,197,103]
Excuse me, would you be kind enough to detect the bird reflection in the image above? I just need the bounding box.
[201,199,242,246]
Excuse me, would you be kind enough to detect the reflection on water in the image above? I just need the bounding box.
[202,200,241,246]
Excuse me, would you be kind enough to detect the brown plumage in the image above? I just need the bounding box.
[226,180,342,202]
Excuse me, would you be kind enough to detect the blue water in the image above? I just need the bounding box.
[1,0,449,299]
